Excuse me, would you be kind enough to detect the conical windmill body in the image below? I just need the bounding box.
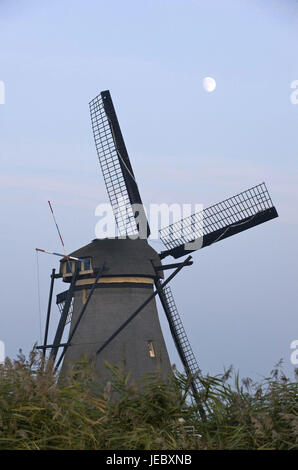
[41,90,278,398]
[59,238,172,382]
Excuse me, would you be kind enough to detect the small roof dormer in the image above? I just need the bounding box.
[60,257,93,279]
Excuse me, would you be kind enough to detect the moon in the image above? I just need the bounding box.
[203,77,216,93]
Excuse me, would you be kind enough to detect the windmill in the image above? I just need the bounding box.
[38,90,278,403]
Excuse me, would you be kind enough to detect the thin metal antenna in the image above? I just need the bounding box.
[48,201,66,251]
[37,203,80,362]
[48,200,73,271]
[35,250,43,344]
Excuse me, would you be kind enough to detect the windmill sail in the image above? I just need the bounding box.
[159,182,278,259]
[89,91,150,238]
[156,281,203,396]
[57,290,74,326]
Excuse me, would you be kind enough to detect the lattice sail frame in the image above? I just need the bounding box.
[159,283,203,393]
[159,183,276,250]
[57,297,74,325]
[89,93,138,237]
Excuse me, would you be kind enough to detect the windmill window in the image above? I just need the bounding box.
[147,341,156,358]
[81,259,92,272]
[65,260,74,274]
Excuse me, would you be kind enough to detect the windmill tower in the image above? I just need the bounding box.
[57,238,173,383]
[39,90,278,400]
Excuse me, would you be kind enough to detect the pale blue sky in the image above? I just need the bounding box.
[0,0,298,380]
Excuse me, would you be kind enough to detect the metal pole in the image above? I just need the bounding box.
[96,255,192,358]
[50,262,80,361]
[155,261,193,271]
[54,264,105,372]
[43,268,55,358]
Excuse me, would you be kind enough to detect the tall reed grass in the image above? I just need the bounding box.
[0,350,297,449]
